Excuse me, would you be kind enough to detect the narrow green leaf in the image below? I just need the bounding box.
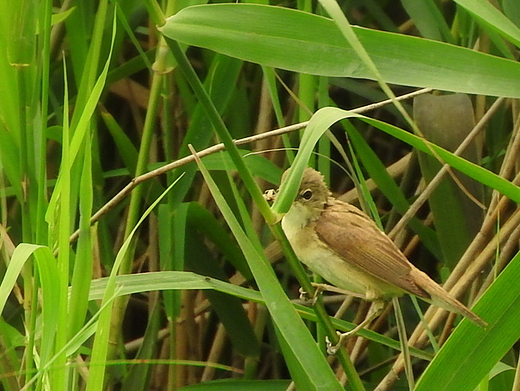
[185,201,252,280]
[169,54,243,207]
[415,250,520,391]
[33,246,62,375]
[83,269,434,363]
[177,379,291,390]
[454,0,520,47]
[87,271,262,302]
[160,4,520,98]
[191,151,343,390]
[273,107,520,217]
[0,245,42,314]
[100,108,138,175]
[163,37,275,223]
[46,27,114,224]
[0,244,61,388]
[51,6,76,25]
[184,224,260,357]
[68,138,94,339]
[86,176,182,391]
[400,0,453,42]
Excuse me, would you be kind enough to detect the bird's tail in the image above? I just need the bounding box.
[410,268,487,328]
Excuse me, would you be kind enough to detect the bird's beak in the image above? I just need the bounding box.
[264,188,286,224]
[263,188,279,203]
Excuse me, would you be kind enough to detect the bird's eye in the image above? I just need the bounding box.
[301,189,313,200]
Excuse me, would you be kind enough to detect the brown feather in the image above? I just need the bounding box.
[314,199,430,300]
[280,167,487,327]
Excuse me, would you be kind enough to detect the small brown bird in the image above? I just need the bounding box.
[279,167,486,348]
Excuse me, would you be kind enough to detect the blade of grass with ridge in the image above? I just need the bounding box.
[85,175,183,391]
[273,107,520,216]
[189,146,345,391]
[160,4,520,98]
[415,250,520,391]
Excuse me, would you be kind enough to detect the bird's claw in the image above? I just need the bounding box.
[298,287,313,303]
[326,331,356,355]
[299,284,325,305]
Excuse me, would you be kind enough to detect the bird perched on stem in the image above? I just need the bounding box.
[276,167,486,353]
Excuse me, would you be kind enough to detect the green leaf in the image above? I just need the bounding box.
[179,379,290,390]
[0,244,61,387]
[273,107,520,217]
[87,271,262,302]
[169,54,243,207]
[191,152,344,390]
[400,0,454,42]
[415,250,520,391]
[185,201,252,280]
[160,4,520,98]
[84,270,432,362]
[454,0,520,47]
[184,223,260,358]
[86,176,182,391]
[51,6,76,25]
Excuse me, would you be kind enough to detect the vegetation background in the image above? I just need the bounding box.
[1,0,520,390]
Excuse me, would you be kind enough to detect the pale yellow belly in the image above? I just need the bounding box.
[282,207,403,301]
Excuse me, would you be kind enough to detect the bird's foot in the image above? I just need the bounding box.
[310,283,365,299]
[325,301,386,355]
[326,331,357,355]
[298,287,317,305]
[299,283,328,304]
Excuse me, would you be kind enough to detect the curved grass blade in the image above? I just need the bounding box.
[415,251,520,391]
[272,107,520,217]
[160,4,520,98]
[190,147,345,391]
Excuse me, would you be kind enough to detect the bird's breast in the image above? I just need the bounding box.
[282,206,370,296]
[281,203,404,300]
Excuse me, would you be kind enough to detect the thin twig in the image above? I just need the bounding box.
[67,87,432,245]
[388,97,505,240]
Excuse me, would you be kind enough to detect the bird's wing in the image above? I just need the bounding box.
[314,200,429,299]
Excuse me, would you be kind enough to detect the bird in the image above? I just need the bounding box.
[277,167,486,352]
